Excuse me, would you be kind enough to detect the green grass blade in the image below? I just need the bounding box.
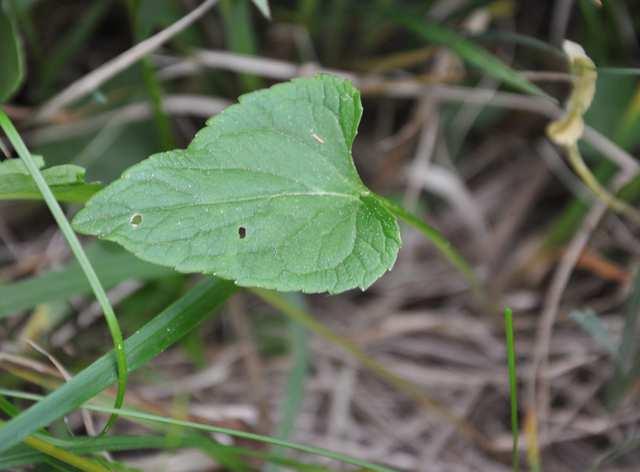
[0,277,237,454]
[504,308,520,472]
[278,303,309,440]
[0,421,110,472]
[0,242,173,317]
[471,30,564,59]
[0,109,128,434]
[126,0,176,150]
[0,1,25,102]
[266,293,309,472]
[2,434,331,471]
[388,11,549,99]
[0,397,109,472]
[220,0,262,91]
[7,409,246,471]
[0,390,397,472]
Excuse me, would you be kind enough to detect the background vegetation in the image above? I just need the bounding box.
[2,0,640,470]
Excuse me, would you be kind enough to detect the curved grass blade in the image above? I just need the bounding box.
[1,394,245,472]
[0,278,237,454]
[378,196,484,298]
[389,11,549,99]
[0,390,397,472]
[0,421,109,472]
[471,31,564,59]
[2,434,330,471]
[0,109,128,434]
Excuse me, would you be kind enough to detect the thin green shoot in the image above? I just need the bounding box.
[0,109,127,434]
[565,144,640,224]
[0,389,398,472]
[504,307,520,472]
[379,196,486,302]
[266,294,309,472]
[124,0,176,150]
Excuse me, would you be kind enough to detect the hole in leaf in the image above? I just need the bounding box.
[129,213,143,228]
[238,226,246,239]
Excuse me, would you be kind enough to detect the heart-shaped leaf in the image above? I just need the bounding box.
[73,75,401,293]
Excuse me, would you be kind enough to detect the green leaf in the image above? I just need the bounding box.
[0,0,25,102]
[251,0,270,18]
[73,75,401,294]
[0,278,238,454]
[0,154,43,174]
[0,157,102,203]
[390,12,548,99]
[0,242,173,317]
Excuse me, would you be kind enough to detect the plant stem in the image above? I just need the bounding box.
[565,143,640,224]
[0,109,127,434]
[378,195,484,297]
[504,307,520,472]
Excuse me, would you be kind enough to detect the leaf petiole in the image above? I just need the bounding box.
[378,195,484,296]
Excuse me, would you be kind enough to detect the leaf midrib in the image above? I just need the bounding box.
[91,190,367,217]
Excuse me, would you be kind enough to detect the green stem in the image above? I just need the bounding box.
[504,308,520,472]
[0,109,127,434]
[378,195,484,297]
[565,143,640,225]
